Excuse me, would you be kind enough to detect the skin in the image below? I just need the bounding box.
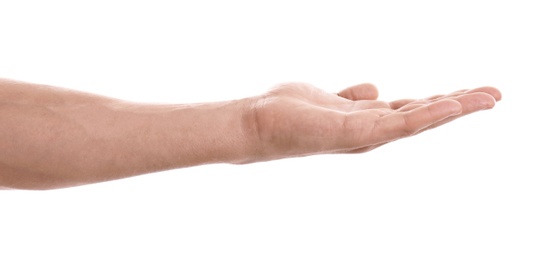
[0,78,501,190]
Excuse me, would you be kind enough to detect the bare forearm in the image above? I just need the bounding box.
[0,79,255,189]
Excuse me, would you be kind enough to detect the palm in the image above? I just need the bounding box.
[250,82,501,160]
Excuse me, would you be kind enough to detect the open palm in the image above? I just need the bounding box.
[249,82,501,161]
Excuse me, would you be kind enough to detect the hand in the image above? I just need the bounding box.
[246,82,501,161]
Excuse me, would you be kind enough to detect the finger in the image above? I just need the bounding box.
[398,87,499,112]
[426,94,452,101]
[389,99,416,109]
[337,100,391,112]
[425,87,501,103]
[389,90,466,110]
[428,89,468,100]
[412,92,497,134]
[368,99,462,145]
[465,86,502,101]
[338,83,379,101]
[395,90,468,111]
[390,86,500,110]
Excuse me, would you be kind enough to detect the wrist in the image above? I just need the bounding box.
[222,97,262,165]
[158,97,261,167]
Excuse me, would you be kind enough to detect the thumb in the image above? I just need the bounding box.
[337,83,379,101]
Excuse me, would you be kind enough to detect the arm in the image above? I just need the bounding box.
[0,78,256,189]
[0,79,501,190]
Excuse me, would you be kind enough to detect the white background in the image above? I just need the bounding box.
[1,0,545,259]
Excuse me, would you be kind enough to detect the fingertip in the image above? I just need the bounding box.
[441,99,463,115]
[492,88,502,101]
[482,93,498,109]
[463,92,497,110]
[483,93,497,109]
